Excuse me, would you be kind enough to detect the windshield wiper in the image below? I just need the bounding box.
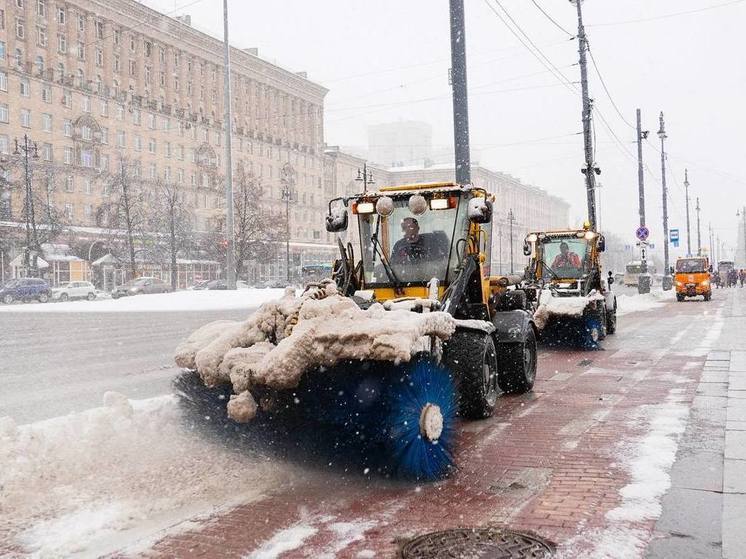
[538,259,560,280]
[371,216,403,290]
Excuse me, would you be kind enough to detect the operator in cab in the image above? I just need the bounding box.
[392,217,427,264]
[552,242,582,270]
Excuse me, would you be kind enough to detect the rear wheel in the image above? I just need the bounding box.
[498,327,537,394]
[676,294,685,302]
[443,330,499,419]
[38,293,49,303]
[87,292,96,301]
[704,292,711,301]
[60,293,69,302]
[606,305,617,335]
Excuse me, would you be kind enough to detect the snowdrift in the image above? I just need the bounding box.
[174,282,458,423]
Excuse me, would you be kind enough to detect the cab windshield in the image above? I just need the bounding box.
[357,195,468,285]
[676,258,707,273]
[540,238,591,279]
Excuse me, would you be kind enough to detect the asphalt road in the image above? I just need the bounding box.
[0,308,252,424]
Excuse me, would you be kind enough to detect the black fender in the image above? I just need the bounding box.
[491,309,535,345]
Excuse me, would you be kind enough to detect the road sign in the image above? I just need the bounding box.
[672,239,679,248]
[636,226,650,241]
[641,248,647,260]
[670,229,679,242]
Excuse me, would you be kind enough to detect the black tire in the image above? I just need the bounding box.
[606,305,617,335]
[2,294,13,305]
[704,292,711,302]
[60,293,69,302]
[443,330,498,419]
[498,327,537,394]
[493,290,527,312]
[38,292,49,303]
[676,294,685,302]
[87,292,96,301]
[112,292,120,299]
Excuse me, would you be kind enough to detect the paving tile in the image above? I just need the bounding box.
[725,431,746,460]
[724,459,746,494]
[727,401,746,422]
[722,494,746,558]
[726,421,746,431]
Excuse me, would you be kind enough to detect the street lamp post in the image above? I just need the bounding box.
[14,135,40,276]
[657,112,672,290]
[281,164,295,284]
[222,0,236,289]
[508,209,515,274]
[356,163,374,193]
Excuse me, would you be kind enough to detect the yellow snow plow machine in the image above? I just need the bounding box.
[175,182,538,480]
[522,224,617,349]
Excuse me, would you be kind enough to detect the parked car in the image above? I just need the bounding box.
[189,280,210,290]
[111,277,172,298]
[0,278,52,304]
[206,279,227,290]
[52,281,97,301]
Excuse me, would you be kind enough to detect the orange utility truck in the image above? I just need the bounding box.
[674,256,712,302]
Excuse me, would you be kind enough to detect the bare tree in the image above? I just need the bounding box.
[203,164,281,281]
[148,179,195,290]
[99,158,149,278]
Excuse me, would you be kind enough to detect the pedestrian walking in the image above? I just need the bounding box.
[740,269,746,287]
[729,269,738,288]
[714,271,722,289]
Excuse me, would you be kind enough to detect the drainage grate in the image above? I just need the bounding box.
[401,527,555,558]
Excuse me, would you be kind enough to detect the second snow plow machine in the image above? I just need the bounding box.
[522,224,617,349]
[175,182,538,480]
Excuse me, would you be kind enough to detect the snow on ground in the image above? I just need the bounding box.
[0,288,286,313]
[560,391,690,559]
[615,288,675,317]
[0,392,298,558]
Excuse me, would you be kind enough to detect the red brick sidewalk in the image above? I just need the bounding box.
[137,296,716,558]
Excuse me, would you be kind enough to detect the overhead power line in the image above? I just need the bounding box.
[529,0,575,38]
[588,0,746,27]
[586,46,635,130]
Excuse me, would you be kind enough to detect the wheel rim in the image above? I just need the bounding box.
[61,294,68,301]
[524,334,537,384]
[484,343,498,406]
[3,295,11,304]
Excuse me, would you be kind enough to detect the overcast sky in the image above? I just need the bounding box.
[146,0,746,260]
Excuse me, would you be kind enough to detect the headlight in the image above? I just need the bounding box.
[675,281,683,286]
[701,280,710,286]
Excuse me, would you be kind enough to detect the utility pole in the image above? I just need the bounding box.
[658,112,672,289]
[636,109,651,293]
[697,196,702,256]
[222,0,236,289]
[684,169,692,257]
[498,223,503,274]
[449,0,471,185]
[14,135,40,276]
[738,206,746,267]
[574,0,598,230]
[508,209,515,274]
[355,163,374,193]
[709,223,714,263]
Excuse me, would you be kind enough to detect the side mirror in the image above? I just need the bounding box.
[325,204,348,232]
[467,197,492,224]
[597,235,606,252]
[522,241,531,256]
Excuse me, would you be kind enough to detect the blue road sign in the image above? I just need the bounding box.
[672,239,680,248]
[636,226,650,241]
[670,228,680,242]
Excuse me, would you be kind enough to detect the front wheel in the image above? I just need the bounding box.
[606,306,617,335]
[87,292,96,301]
[38,293,49,303]
[59,293,69,302]
[2,294,13,305]
[498,327,537,394]
[443,330,499,419]
[704,292,712,301]
[676,294,685,302]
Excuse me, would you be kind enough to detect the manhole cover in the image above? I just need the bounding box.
[401,527,554,558]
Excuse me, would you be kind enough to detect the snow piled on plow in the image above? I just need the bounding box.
[0,392,295,558]
[533,289,605,330]
[175,283,458,423]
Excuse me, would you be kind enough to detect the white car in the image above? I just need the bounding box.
[52,281,97,301]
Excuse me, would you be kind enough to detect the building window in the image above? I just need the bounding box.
[100,127,108,144]
[113,29,120,45]
[58,34,66,53]
[42,143,52,160]
[178,144,185,160]
[81,148,93,167]
[57,6,65,24]
[148,138,156,153]
[116,130,125,147]
[84,204,92,220]
[95,20,103,39]
[95,48,103,66]
[149,163,156,179]
[64,147,73,164]
[164,142,171,157]
[82,95,91,113]
[20,109,31,128]
[100,154,109,172]
[41,84,51,102]
[36,26,47,47]
[77,42,84,60]
[134,135,142,151]
[132,109,141,125]
[129,60,136,76]
[129,35,135,52]
[42,113,51,131]
[0,41,5,59]
[144,65,151,84]
[100,100,108,116]
[0,71,6,92]
[0,10,5,31]
[81,125,92,140]
[144,41,152,57]
[37,0,45,16]
[164,167,171,180]
[16,18,25,39]
[148,113,155,129]
[77,14,84,32]
[116,105,124,120]
[64,203,73,220]
[0,135,9,154]
[62,89,71,108]
[63,120,72,136]
[113,55,120,73]
[177,168,184,182]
